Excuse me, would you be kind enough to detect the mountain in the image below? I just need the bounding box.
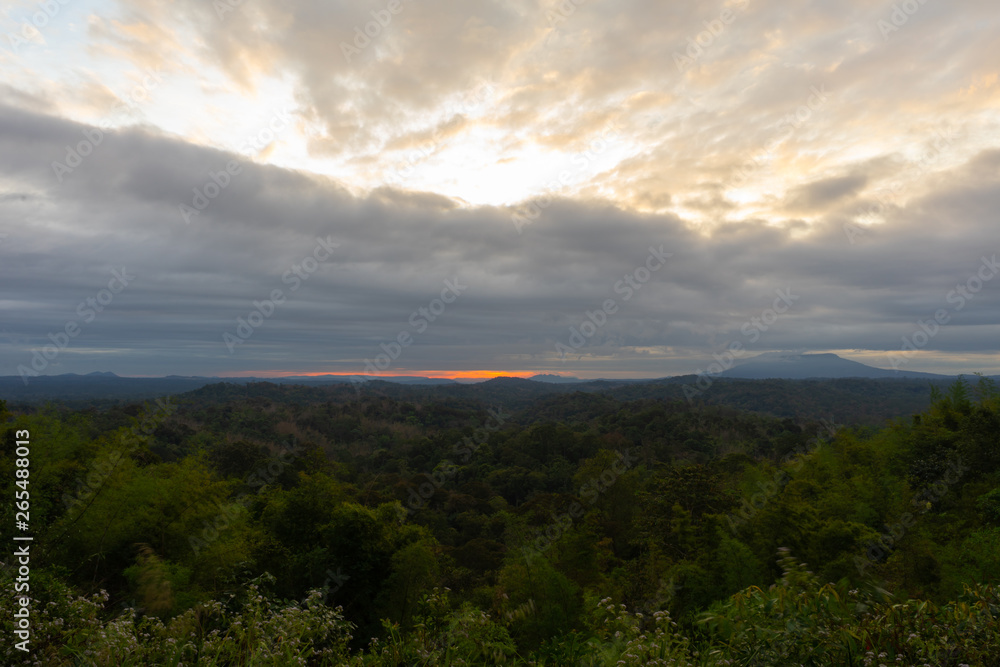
[529,374,583,383]
[2,359,987,407]
[0,372,462,403]
[275,374,457,385]
[717,352,952,379]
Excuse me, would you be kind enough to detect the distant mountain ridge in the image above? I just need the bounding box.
[2,353,989,404]
[717,352,951,379]
[529,374,583,383]
[0,372,456,403]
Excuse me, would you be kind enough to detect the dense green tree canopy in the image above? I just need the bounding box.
[1,378,998,664]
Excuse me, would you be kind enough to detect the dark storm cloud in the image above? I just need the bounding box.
[784,174,868,212]
[1,103,998,377]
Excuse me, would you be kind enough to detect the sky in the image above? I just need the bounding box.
[1,0,999,380]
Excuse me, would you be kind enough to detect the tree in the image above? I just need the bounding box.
[496,552,581,650]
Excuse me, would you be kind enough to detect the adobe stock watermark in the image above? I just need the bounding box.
[317,567,350,603]
[545,0,590,28]
[726,85,829,190]
[854,456,968,578]
[340,0,414,63]
[51,68,164,183]
[673,0,750,72]
[349,276,467,386]
[452,407,509,463]
[214,0,247,20]
[684,287,800,402]
[555,246,672,359]
[522,449,637,563]
[885,254,998,370]
[877,0,932,40]
[404,407,509,515]
[223,237,340,353]
[62,398,176,512]
[238,107,296,159]
[844,124,956,244]
[190,443,302,555]
[725,419,838,534]
[16,268,135,385]
[385,83,495,186]
[404,461,458,515]
[511,119,621,234]
[636,577,683,617]
[179,160,243,224]
[180,108,295,224]
[5,0,75,56]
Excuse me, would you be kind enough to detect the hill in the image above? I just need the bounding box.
[717,352,950,379]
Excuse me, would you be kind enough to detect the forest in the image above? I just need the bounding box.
[1,376,998,665]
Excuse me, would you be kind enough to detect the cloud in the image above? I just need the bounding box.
[1,0,999,376]
[1,101,998,377]
[783,173,868,213]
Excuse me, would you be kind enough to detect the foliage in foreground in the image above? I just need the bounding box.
[3,563,999,665]
[1,377,998,664]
